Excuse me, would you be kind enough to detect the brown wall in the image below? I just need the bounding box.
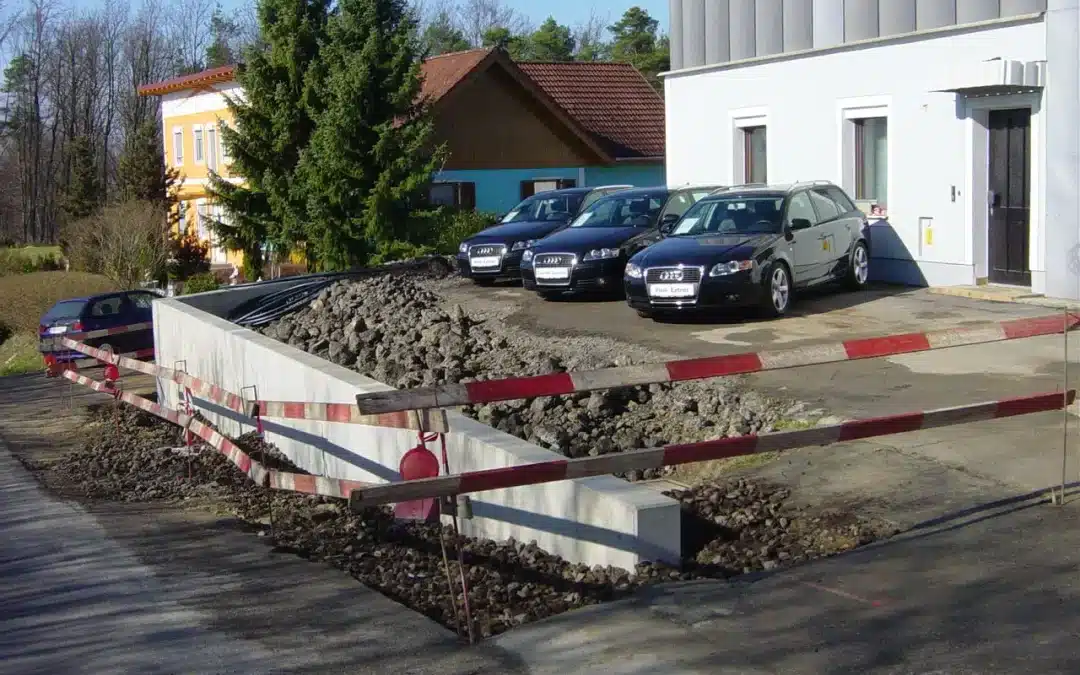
[435,65,603,170]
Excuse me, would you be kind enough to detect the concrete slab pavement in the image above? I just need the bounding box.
[497,492,1080,674]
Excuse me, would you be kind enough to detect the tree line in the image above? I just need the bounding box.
[0,0,670,275]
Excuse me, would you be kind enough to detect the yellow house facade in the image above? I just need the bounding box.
[138,65,245,268]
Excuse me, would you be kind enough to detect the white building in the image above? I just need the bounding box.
[664,1,1080,299]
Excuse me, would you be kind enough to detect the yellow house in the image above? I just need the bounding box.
[138,65,244,269]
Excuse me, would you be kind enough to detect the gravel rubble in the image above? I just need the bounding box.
[34,403,895,639]
[258,273,808,480]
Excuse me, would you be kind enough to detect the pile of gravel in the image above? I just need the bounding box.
[259,276,798,476]
[34,406,894,639]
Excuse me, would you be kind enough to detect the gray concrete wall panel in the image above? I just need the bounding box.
[844,0,881,41]
[916,0,958,29]
[669,0,684,70]
[880,0,918,36]
[956,0,1002,23]
[783,0,815,50]
[755,0,785,55]
[730,0,758,59]
[812,0,846,47]
[682,0,706,68]
[705,0,732,63]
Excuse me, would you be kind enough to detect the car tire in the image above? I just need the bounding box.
[760,263,792,318]
[845,241,870,290]
[473,277,496,287]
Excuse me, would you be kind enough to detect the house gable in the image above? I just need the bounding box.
[432,59,609,170]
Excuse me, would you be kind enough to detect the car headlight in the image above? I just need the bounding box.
[625,263,644,279]
[458,242,469,254]
[583,248,620,261]
[522,249,534,263]
[510,239,535,251]
[709,260,754,277]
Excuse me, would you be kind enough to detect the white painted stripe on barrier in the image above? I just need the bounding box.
[925,325,1008,350]
[570,363,672,392]
[758,343,849,370]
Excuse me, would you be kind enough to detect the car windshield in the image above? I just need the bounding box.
[569,193,666,229]
[43,300,86,322]
[501,193,584,223]
[671,196,785,236]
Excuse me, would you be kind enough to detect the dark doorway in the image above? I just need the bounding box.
[987,108,1031,286]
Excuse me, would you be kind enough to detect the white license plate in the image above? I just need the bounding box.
[470,256,501,269]
[47,326,67,335]
[535,267,570,280]
[648,283,696,298]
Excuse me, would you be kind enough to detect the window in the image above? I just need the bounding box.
[195,202,210,239]
[520,178,575,200]
[89,295,125,317]
[824,186,857,213]
[569,193,666,229]
[502,192,584,223]
[220,127,231,163]
[207,125,218,171]
[177,200,188,232]
[671,196,785,236]
[854,117,887,206]
[785,191,817,226]
[743,126,767,183]
[193,125,204,163]
[127,291,157,309]
[172,127,183,166]
[808,189,841,222]
[659,191,698,222]
[428,182,476,209]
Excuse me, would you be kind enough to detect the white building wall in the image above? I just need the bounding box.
[161,82,244,118]
[665,19,1047,289]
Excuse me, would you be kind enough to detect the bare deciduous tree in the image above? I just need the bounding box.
[65,199,169,288]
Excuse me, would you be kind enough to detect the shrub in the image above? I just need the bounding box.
[430,209,498,255]
[0,319,10,345]
[63,200,170,289]
[167,231,211,281]
[182,272,220,295]
[369,239,436,266]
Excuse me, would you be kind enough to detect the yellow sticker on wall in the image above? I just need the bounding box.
[822,238,830,251]
[925,228,933,246]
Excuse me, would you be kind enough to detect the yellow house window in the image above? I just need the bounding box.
[193,125,204,164]
[207,125,218,171]
[172,127,183,166]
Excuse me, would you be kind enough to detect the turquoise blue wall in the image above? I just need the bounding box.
[436,162,665,214]
[584,163,665,187]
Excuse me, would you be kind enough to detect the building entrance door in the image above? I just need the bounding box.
[987,108,1031,286]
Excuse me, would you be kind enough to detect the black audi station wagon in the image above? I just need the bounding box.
[456,185,630,285]
[520,185,723,298]
[623,181,871,319]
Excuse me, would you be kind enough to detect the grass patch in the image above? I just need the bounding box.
[670,417,821,487]
[0,245,63,275]
[0,332,43,376]
[0,270,117,333]
[7,245,62,263]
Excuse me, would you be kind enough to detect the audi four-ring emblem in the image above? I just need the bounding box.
[659,269,684,282]
[473,247,497,256]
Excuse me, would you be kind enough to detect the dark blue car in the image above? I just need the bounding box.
[456,185,630,285]
[39,289,159,366]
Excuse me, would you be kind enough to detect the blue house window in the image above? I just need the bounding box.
[429,182,476,209]
[520,178,576,200]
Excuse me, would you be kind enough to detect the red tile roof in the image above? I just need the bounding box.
[518,61,665,159]
[418,48,493,103]
[137,64,238,96]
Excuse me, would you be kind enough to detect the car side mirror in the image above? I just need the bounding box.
[790,218,812,231]
[659,213,678,234]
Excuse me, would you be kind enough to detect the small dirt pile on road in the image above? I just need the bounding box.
[35,405,894,638]
[260,276,797,474]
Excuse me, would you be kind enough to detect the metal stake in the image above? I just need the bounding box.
[1061,308,1070,505]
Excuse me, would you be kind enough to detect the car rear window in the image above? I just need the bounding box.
[43,300,87,322]
[89,296,125,317]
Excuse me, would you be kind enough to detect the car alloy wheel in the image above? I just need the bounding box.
[770,266,790,314]
[854,244,869,284]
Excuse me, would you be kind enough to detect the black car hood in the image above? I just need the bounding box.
[466,220,566,245]
[633,233,779,266]
[531,226,644,253]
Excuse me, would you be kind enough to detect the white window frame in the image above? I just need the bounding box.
[219,120,231,164]
[195,199,210,240]
[193,124,204,164]
[206,124,218,172]
[172,126,184,166]
[730,108,769,185]
[837,97,891,218]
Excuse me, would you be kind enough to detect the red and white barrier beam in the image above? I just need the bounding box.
[349,389,1075,508]
[60,337,448,432]
[60,368,269,486]
[41,321,154,349]
[353,313,1080,414]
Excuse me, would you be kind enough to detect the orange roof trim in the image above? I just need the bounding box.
[137,64,238,96]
